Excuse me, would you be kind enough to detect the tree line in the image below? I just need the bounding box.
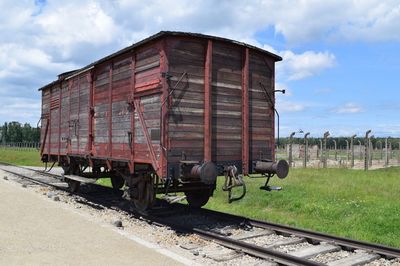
[0,122,40,143]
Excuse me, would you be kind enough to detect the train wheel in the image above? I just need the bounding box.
[66,178,80,193]
[133,177,154,212]
[185,189,211,208]
[111,175,125,190]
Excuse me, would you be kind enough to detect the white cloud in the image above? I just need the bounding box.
[333,103,364,114]
[34,1,120,59]
[278,50,336,81]
[0,97,41,123]
[262,0,400,43]
[0,0,399,126]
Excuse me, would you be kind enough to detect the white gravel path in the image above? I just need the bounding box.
[0,170,188,266]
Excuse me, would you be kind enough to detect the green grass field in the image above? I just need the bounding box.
[207,167,400,248]
[1,148,399,247]
[0,148,44,166]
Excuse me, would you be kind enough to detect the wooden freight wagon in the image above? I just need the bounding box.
[39,31,288,210]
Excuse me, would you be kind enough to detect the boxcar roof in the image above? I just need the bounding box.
[39,31,282,91]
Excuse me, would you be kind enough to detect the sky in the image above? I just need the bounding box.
[0,0,399,138]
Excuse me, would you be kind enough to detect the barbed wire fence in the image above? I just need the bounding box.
[0,142,40,151]
[1,133,399,171]
[276,130,400,170]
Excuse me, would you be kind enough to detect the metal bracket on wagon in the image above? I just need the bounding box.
[222,165,246,203]
[253,160,289,191]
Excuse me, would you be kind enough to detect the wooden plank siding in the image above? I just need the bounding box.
[69,77,80,154]
[211,41,243,162]
[59,82,69,154]
[78,75,90,154]
[49,86,60,154]
[93,63,111,157]
[249,51,275,161]
[167,38,206,163]
[40,89,50,155]
[111,56,132,159]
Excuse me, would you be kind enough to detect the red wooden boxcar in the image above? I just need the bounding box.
[39,31,287,210]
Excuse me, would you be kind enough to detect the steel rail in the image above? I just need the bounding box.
[202,208,400,259]
[0,162,64,182]
[148,215,323,266]
[1,162,399,263]
[0,163,321,265]
[0,167,65,191]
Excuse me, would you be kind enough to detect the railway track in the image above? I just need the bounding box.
[1,162,399,266]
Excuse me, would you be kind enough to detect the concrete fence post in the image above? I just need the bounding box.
[303,132,310,168]
[345,139,349,162]
[369,135,374,167]
[364,130,371,170]
[288,132,295,168]
[323,131,330,168]
[333,139,337,161]
[398,142,400,164]
[350,134,356,168]
[385,137,389,167]
[318,139,322,160]
[377,140,383,160]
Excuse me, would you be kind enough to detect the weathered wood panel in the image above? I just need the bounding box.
[40,89,50,154]
[93,63,110,157]
[211,41,242,162]
[167,38,206,163]
[49,86,60,154]
[110,56,132,159]
[58,83,69,155]
[78,75,90,153]
[134,47,160,89]
[133,94,161,164]
[249,51,274,160]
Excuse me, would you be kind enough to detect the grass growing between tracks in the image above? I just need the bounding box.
[206,167,400,248]
[0,148,44,166]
